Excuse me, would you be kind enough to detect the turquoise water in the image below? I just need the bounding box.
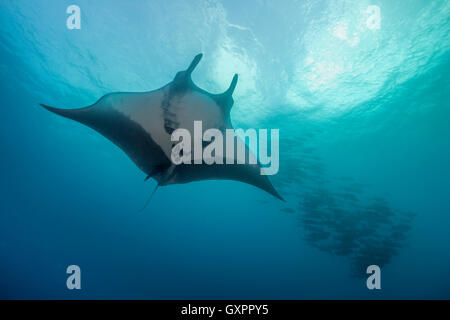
[0,0,449,299]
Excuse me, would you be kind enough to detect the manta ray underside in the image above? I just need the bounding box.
[41,54,283,201]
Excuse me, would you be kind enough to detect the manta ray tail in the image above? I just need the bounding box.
[138,183,160,213]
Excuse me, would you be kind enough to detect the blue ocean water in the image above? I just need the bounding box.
[0,0,449,299]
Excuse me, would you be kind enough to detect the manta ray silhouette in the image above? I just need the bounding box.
[41,54,283,201]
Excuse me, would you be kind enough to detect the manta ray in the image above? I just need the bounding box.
[41,54,283,201]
